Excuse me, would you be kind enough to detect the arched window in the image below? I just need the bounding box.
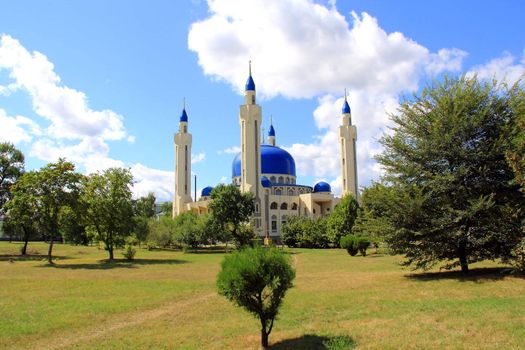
[271,215,277,231]
[278,176,284,183]
[276,189,282,195]
[270,202,278,210]
[288,189,294,196]
[285,177,290,184]
[255,203,259,213]
[280,202,288,210]
[281,215,287,225]
[270,176,276,183]
[291,203,298,210]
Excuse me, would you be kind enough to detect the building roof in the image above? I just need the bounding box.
[313,181,331,193]
[232,144,296,178]
[342,100,351,114]
[180,108,188,122]
[201,186,213,197]
[245,75,255,91]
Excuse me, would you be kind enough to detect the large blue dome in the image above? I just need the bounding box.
[313,181,331,193]
[232,145,296,178]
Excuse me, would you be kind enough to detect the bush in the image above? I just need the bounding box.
[340,235,371,256]
[122,244,136,260]
[510,238,525,274]
[217,246,295,348]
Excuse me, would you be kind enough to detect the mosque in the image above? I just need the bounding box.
[172,64,358,240]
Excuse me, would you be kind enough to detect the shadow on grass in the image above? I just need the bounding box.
[405,267,524,282]
[0,254,70,262]
[271,334,356,350]
[37,258,188,270]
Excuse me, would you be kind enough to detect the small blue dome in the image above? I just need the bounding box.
[201,186,213,197]
[342,100,351,114]
[268,124,275,137]
[313,181,331,193]
[261,176,272,188]
[232,145,296,178]
[180,108,188,122]
[245,75,255,91]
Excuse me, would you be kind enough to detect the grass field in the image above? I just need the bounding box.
[1,242,524,350]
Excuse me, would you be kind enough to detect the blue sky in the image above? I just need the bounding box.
[1,0,524,201]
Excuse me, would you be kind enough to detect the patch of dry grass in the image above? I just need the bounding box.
[1,242,524,349]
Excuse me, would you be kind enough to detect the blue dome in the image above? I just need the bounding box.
[342,100,351,114]
[268,124,275,137]
[313,181,331,193]
[232,145,296,178]
[201,186,213,197]
[245,75,255,91]
[261,176,272,188]
[180,108,188,122]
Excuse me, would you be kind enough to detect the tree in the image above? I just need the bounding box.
[377,75,525,273]
[352,182,398,240]
[326,194,359,246]
[507,85,525,189]
[83,168,135,260]
[134,192,156,218]
[217,247,295,348]
[159,201,172,216]
[147,216,178,248]
[0,142,24,214]
[3,185,38,255]
[281,216,329,248]
[209,184,255,248]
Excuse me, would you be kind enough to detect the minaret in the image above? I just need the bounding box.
[339,90,359,200]
[268,115,276,146]
[173,102,193,218]
[239,61,264,235]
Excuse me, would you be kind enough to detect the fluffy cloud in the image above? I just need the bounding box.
[218,145,241,154]
[189,0,467,190]
[468,50,525,85]
[0,35,174,201]
[0,108,42,144]
[189,0,465,99]
[191,152,206,164]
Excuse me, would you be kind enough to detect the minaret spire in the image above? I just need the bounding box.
[339,90,358,200]
[268,114,276,146]
[173,101,193,218]
[249,60,252,76]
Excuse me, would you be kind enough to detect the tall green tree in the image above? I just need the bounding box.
[507,85,525,189]
[209,184,255,248]
[83,168,135,260]
[326,194,359,246]
[217,247,295,348]
[134,192,156,218]
[3,182,38,254]
[11,160,83,263]
[377,75,525,273]
[0,142,25,214]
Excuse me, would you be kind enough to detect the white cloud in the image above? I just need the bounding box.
[191,152,206,164]
[188,0,468,192]
[218,145,241,154]
[189,1,465,99]
[130,163,174,202]
[0,108,42,144]
[467,50,525,85]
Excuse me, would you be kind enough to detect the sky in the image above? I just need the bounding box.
[1,0,524,202]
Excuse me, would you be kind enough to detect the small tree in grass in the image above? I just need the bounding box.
[217,247,295,348]
[340,234,371,256]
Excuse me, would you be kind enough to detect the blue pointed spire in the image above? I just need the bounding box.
[245,60,255,91]
[268,115,275,137]
[180,98,188,122]
[342,89,351,114]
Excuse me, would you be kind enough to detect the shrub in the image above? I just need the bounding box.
[510,237,525,274]
[340,235,371,256]
[217,246,295,348]
[122,245,136,260]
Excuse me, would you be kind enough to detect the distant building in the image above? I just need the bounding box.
[173,64,358,239]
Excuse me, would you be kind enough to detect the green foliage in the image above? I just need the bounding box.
[147,216,178,248]
[133,192,156,218]
[340,235,371,256]
[209,184,255,248]
[281,216,329,248]
[217,246,295,348]
[82,168,135,260]
[122,244,136,260]
[173,212,209,248]
[509,237,525,274]
[326,194,359,246]
[159,201,172,216]
[0,142,24,215]
[506,84,525,189]
[377,75,525,272]
[132,215,150,245]
[323,335,356,350]
[352,183,397,241]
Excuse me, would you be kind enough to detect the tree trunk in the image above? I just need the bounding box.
[458,240,469,273]
[47,237,54,264]
[22,237,28,256]
[261,327,269,348]
[109,246,114,260]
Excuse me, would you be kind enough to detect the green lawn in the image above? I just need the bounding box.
[1,242,524,349]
